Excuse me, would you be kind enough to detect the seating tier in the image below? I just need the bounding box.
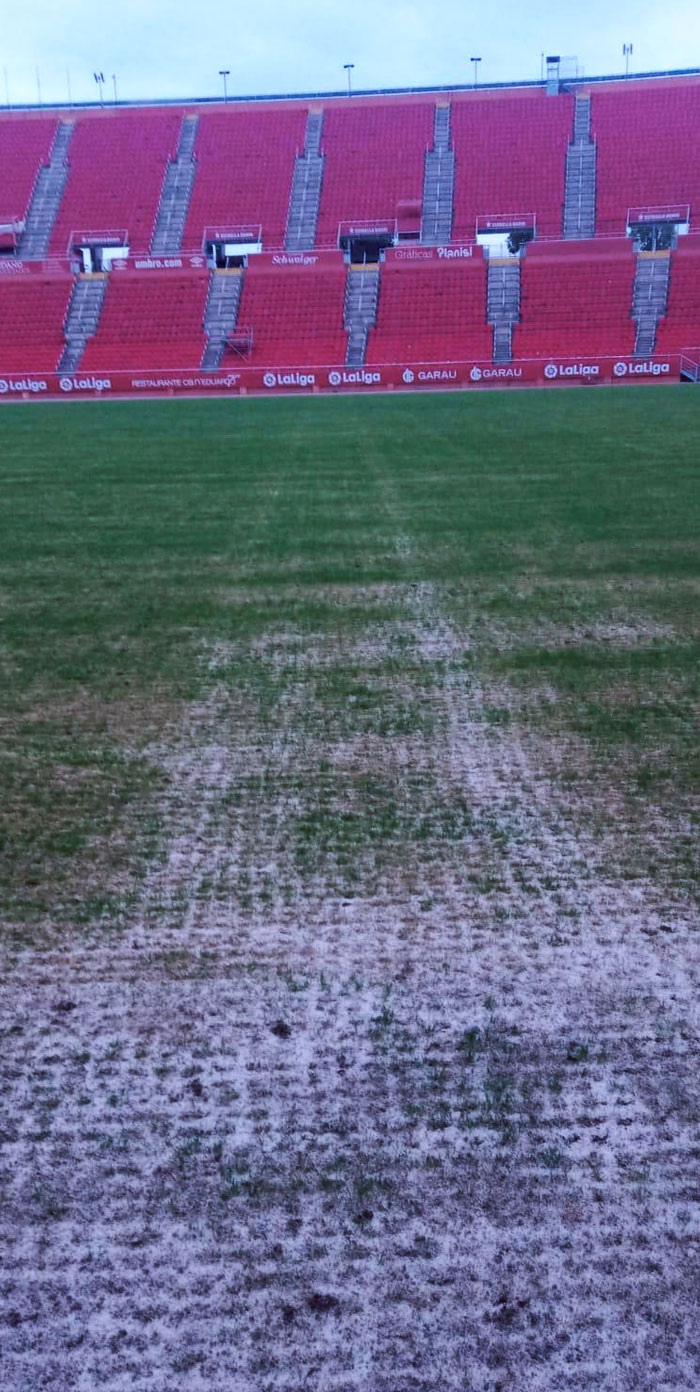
[451,93,573,240]
[80,273,209,369]
[366,258,491,363]
[592,83,700,235]
[0,119,57,223]
[185,108,307,251]
[235,265,347,365]
[50,112,181,256]
[316,103,434,245]
[655,247,700,353]
[0,277,72,371]
[513,246,636,359]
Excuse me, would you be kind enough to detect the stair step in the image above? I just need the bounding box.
[631,250,670,355]
[201,271,244,369]
[58,274,108,372]
[563,104,597,239]
[150,115,199,254]
[343,266,380,366]
[421,128,454,244]
[487,259,521,363]
[286,111,325,250]
[18,121,74,260]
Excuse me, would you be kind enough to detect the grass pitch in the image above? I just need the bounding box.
[1,388,699,1389]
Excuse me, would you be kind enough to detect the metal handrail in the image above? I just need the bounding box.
[4,65,700,113]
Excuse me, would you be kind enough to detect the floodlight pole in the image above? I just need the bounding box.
[470,56,481,89]
[94,72,105,107]
[623,43,633,78]
[112,74,117,104]
[344,63,354,97]
[219,69,230,102]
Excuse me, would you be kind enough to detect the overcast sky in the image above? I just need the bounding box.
[3,0,700,107]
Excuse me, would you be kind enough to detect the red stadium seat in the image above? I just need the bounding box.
[50,112,181,256]
[80,273,209,369]
[316,103,434,246]
[451,92,573,240]
[513,243,636,359]
[0,277,72,371]
[366,256,492,363]
[185,108,307,251]
[236,264,347,366]
[655,245,700,353]
[592,81,700,236]
[0,119,57,223]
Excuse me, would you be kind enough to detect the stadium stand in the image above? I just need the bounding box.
[79,272,209,369]
[0,276,73,371]
[591,81,700,235]
[184,108,307,250]
[50,112,181,256]
[0,118,57,224]
[316,102,434,245]
[1,75,700,383]
[235,263,347,365]
[366,255,492,363]
[513,239,637,359]
[451,92,573,240]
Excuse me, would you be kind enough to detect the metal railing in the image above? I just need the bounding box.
[4,65,700,113]
[680,353,699,381]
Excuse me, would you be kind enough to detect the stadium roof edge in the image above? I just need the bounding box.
[2,65,700,113]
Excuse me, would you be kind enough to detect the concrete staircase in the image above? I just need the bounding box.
[344,264,380,366]
[285,110,325,251]
[57,274,108,372]
[150,115,199,255]
[201,270,244,369]
[633,252,670,356]
[563,94,596,240]
[421,104,454,245]
[17,121,74,260]
[487,258,521,363]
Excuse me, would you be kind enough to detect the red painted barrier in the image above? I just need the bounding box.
[384,244,479,265]
[110,251,348,274]
[0,258,77,277]
[0,355,681,401]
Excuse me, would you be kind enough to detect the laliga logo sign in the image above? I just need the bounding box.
[0,377,48,394]
[329,369,381,386]
[544,363,600,379]
[615,359,670,377]
[262,371,315,388]
[59,376,112,393]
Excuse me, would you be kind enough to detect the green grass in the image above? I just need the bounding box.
[1,387,698,938]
